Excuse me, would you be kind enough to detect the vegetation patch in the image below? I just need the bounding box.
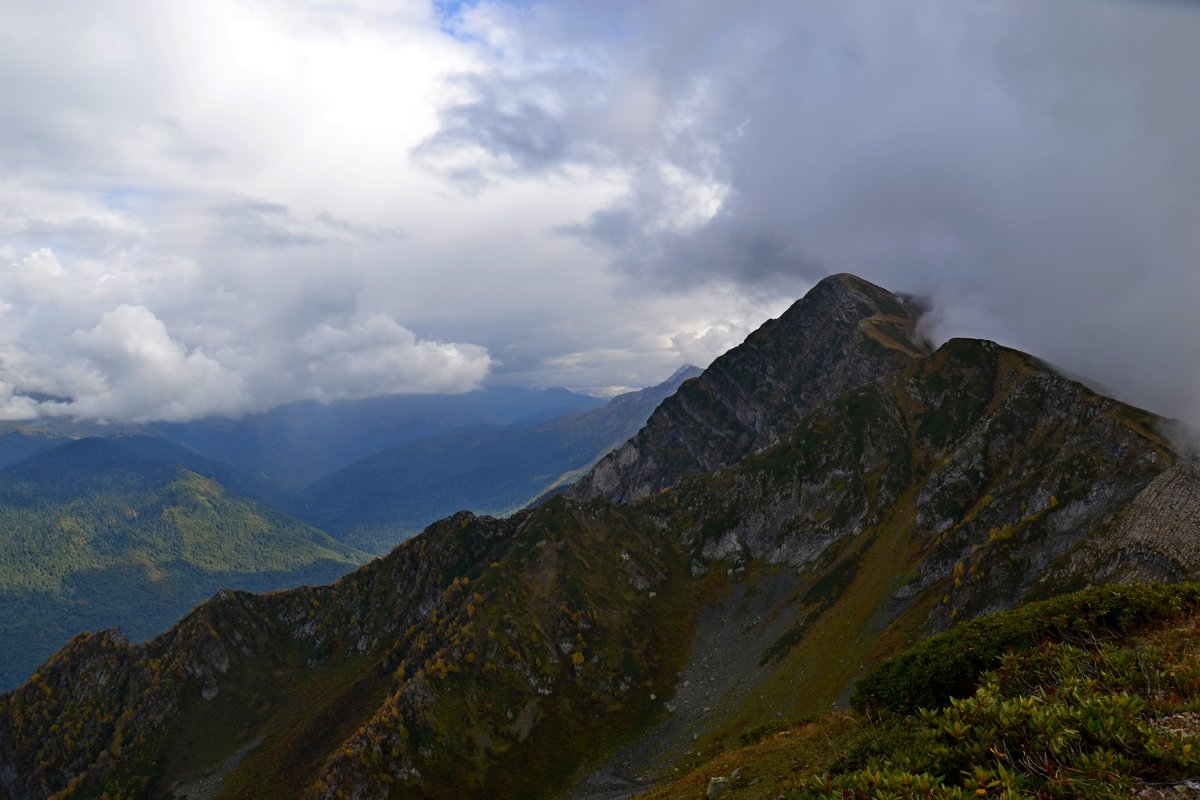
[854,582,1200,715]
[646,584,1200,800]
[803,617,1200,797]
[760,551,864,666]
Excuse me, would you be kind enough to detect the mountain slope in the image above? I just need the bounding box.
[641,583,1200,800]
[569,273,927,503]
[573,337,1178,788]
[99,434,310,516]
[0,427,69,470]
[0,438,367,689]
[305,366,701,552]
[0,498,692,799]
[1030,453,1200,592]
[0,276,1194,799]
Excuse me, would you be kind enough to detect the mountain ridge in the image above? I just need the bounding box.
[1,274,1197,799]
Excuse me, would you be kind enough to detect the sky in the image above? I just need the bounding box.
[1,0,1198,427]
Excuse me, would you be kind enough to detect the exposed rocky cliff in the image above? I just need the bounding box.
[1031,453,1200,590]
[568,273,927,504]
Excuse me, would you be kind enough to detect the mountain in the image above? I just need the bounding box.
[0,376,687,683]
[0,427,70,470]
[0,438,368,690]
[568,273,928,503]
[98,434,310,516]
[152,386,606,488]
[304,365,702,552]
[572,334,1180,793]
[2,274,1197,799]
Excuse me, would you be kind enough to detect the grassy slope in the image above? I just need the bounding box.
[643,583,1200,800]
[305,497,696,799]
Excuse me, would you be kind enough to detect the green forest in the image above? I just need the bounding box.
[0,439,366,687]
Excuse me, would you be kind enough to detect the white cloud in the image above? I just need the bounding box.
[296,313,492,402]
[59,305,247,422]
[0,244,494,421]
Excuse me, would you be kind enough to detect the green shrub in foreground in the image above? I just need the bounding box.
[852,582,1200,715]
[803,630,1200,798]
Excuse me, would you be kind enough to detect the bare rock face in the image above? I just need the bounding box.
[1109,456,1200,576]
[657,337,1174,630]
[1040,454,1200,586]
[569,273,928,504]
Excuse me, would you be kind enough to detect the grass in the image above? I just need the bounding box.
[646,583,1200,800]
[213,651,387,798]
[682,493,927,763]
[639,714,863,800]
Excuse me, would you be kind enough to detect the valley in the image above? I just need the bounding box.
[0,374,694,691]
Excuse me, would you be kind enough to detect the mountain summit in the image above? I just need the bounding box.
[2,274,1196,800]
[569,273,927,503]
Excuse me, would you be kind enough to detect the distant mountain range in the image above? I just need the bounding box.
[0,385,607,484]
[4,274,1197,798]
[304,365,701,551]
[152,385,608,488]
[0,373,697,688]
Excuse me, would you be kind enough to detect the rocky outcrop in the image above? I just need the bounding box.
[568,273,927,504]
[1034,454,1200,588]
[1109,456,1200,574]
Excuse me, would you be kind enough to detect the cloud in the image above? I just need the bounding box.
[0,246,493,422]
[57,304,247,423]
[1,0,1197,426]
[296,313,491,402]
[425,0,1200,426]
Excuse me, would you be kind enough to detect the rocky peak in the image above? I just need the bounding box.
[568,273,928,504]
[1,276,1191,800]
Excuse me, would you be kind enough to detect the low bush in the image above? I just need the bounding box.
[852,582,1200,715]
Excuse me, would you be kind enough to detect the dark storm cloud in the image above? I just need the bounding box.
[433,0,1200,426]
[417,75,573,176]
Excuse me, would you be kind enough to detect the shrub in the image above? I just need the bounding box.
[852,582,1200,715]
